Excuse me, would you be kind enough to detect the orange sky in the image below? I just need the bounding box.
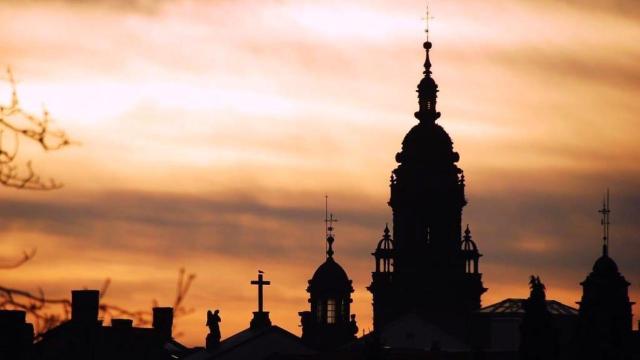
[1,0,639,346]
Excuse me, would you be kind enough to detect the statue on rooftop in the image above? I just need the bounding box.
[206,309,221,351]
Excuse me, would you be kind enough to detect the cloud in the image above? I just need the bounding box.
[537,0,640,19]
[0,190,387,262]
[6,0,173,13]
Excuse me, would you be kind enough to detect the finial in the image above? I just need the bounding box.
[414,4,440,123]
[464,224,471,238]
[422,2,435,43]
[598,189,611,256]
[384,223,390,236]
[324,196,339,258]
[422,40,433,76]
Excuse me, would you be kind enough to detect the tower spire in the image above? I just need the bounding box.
[598,189,610,256]
[324,195,338,258]
[415,4,440,123]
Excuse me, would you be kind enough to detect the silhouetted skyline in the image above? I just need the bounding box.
[0,0,638,346]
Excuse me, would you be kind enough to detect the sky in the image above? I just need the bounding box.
[0,0,639,346]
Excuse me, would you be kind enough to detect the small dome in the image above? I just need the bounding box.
[308,257,353,294]
[592,254,619,275]
[462,233,478,252]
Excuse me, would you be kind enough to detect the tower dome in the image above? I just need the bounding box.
[592,252,619,275]
[577,193,633,359]
[309,256,352,294]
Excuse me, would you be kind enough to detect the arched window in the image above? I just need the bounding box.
[327,299,336,324]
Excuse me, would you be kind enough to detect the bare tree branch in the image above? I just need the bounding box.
[0,248,36,269]
[0,67,74,190]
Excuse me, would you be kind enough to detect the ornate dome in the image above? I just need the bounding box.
[395,123,460,166]
[308,257,353,294]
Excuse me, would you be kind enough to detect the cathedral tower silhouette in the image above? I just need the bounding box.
[368,39,487,333]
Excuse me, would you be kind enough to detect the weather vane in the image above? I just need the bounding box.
[324,195,338,239]
[422,2,435,42]
[598,189,611,255]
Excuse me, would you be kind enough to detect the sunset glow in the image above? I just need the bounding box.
[1,0,639,346]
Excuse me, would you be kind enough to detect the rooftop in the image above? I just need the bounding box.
[478,298,578,316]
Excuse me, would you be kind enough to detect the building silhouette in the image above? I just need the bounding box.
[26,290,188,360]
[0,309,34,360]
[299,212,358,350]
[368,38,486,340]
[369,41,487,338]
[577,193,634,360]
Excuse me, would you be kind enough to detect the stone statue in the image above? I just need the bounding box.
[206,309,222,350]
[521,276,557,360]
[349,314,358,338]
[529,275,546,304]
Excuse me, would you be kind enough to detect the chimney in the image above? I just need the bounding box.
[0,309,26,325]
[111,319,133,329]
[152,307,173,340]
[71,290,100,324]
[0,310,34,356]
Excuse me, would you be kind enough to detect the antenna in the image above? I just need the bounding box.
[325,195,329,239]
[598,189,611,256]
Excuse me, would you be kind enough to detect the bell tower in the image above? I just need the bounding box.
[369,32,486,332]
[299,202,358,349]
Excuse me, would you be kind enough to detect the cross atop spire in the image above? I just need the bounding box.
[324,195,339,258]
[422,2,435,42]
[414,4,440,123]
[598,189,611,256]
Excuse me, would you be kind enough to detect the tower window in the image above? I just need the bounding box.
[327,299,336,324]
[316,301,323,322]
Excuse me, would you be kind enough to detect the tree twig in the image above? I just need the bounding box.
[0,67,73,190]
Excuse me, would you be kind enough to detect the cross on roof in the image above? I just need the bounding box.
[422,3,435,41]
[250,270,271,313]
[324,195,339,236]
[324,195,339,258]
